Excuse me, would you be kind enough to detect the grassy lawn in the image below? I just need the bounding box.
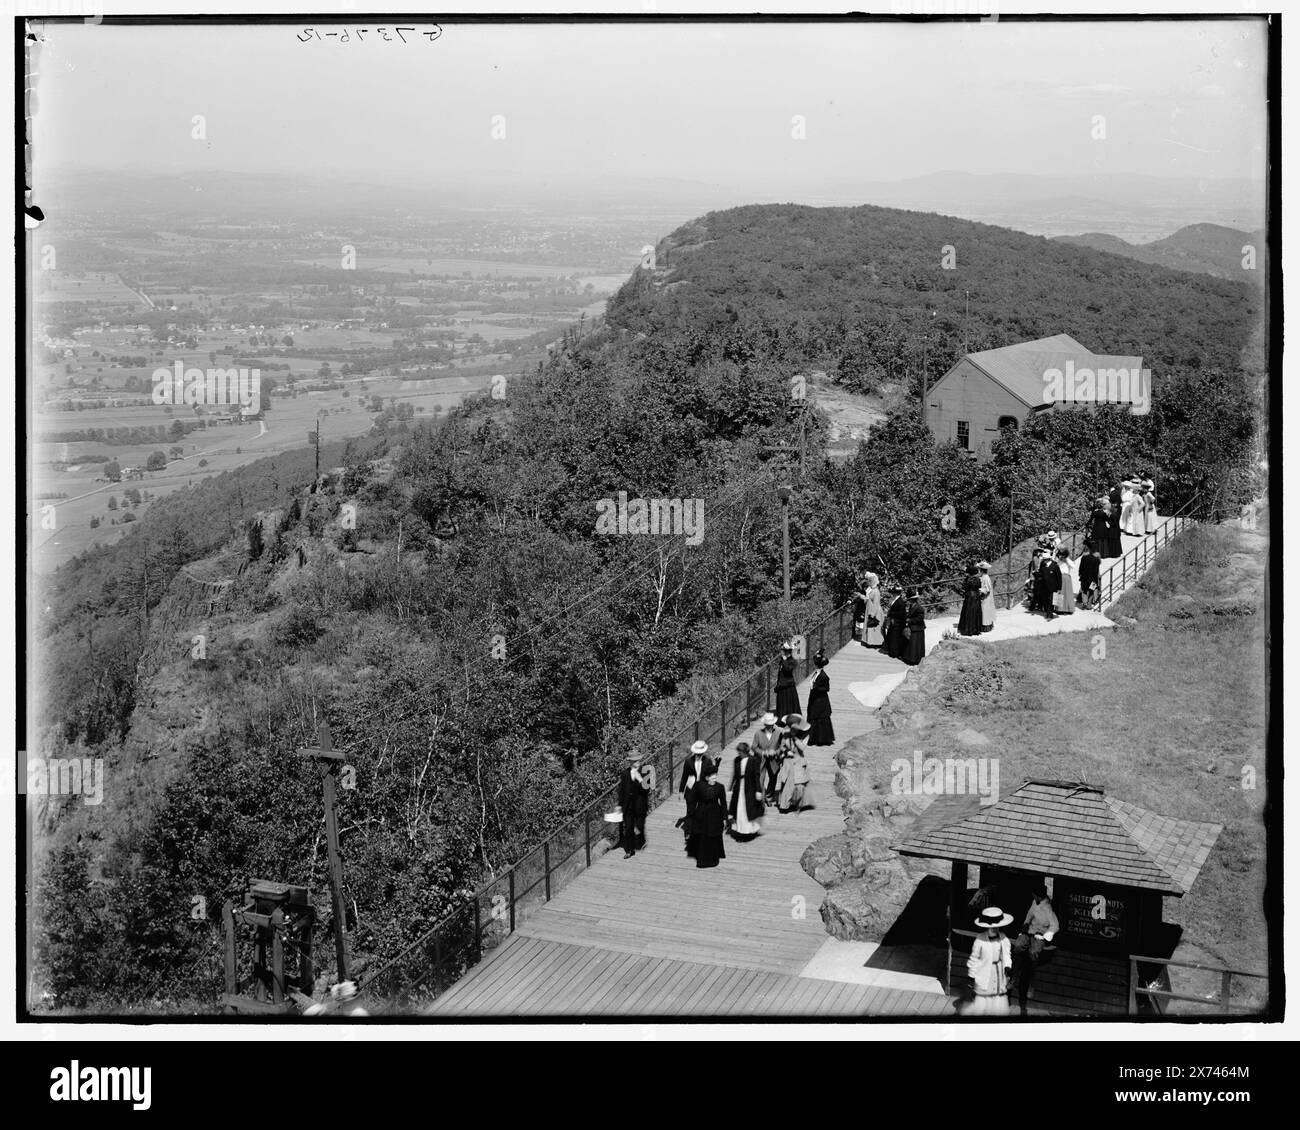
[873,516,1269,1006]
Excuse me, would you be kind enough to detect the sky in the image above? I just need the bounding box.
[30,18,1269,193]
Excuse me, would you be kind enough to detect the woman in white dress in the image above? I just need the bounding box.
[977,560,995,632]
[1122,480,1144,536]
[1142,478,1157,534]
[862,572,884,648]
[1053,547,1075,615]
[961,907,1014,1017]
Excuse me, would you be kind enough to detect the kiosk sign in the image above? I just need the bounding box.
[1058,881,1130,944]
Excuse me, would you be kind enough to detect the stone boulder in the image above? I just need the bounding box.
[800,833,864,888]
[819,861,916,942]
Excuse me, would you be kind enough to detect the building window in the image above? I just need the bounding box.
[997,415,1019,431]
[956,420,969,449]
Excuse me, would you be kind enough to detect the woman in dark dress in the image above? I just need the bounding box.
[1105,489,1124,558]
[957,563,983,636]
[728,740,765,841]
[1077,542,1102,609]
[1088,498,1112,559]
[902,589,926,665]
[689,761,727,869]
[883,588,908,659]
[805,653,835,746]
[774,642,801,719]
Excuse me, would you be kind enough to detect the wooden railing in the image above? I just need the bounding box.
[359,597,858,1008]
[1128,954,1268,1016]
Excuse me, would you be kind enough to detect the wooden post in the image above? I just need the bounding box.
[509,869,516,932]
[271,911,285,1004]
[1220,970,1233,1014]
[584,808,592,867]
[222,900,237,997]
[297,722,351,982]
[1128,958,1138,1014]
[543,841,552,900]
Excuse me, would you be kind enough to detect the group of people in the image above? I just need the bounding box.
[674,709,819,868]
[1088,477,1158,559]
[850,574,927,664]
[774,643,835,745]
[961,887,1061,1017]
[957,560,997,636]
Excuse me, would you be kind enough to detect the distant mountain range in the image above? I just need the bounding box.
[1054,223,1266,283]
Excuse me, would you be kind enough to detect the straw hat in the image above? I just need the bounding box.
[974,907,1013,930]
[976,560,991,570]
[761,712,777,726]
[690,740,709,756]
[625,749,644,763]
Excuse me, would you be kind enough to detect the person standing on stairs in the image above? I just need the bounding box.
[679,740,710,856]
[775,641,801,719]
[1089,498,1112,558]
[1106,485,1125,558]
[805,652,835,745]
[618,750,650,859]
[861,572,884,649]
[728,740,765,841]
[884,586,908,658]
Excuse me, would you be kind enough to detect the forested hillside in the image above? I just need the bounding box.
[33,202,1264,1010]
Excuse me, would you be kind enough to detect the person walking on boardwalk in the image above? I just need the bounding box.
[776,716,815,812]
[957,563,983,636]
[728,740,765,841]
[774,641,801,719]
[861,572,884,648]
[1106,485,1125,557]
[977,561,995,633]
[960,907,1014,1017]
[883,587,908,659]
[902,588,926,665]
[805,651,835,746]
[689,760,727,868]
[617,749,650,859]
[1053,547,1075,616]
[679,739,710,856]
[752,712,782,805]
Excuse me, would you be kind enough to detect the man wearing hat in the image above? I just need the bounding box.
[752,713,782,805]
[962,907,1014,1016]
[679,740,711,853]
[617,749,650,859]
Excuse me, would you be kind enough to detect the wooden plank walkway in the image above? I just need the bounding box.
[431,935,956,1018]
[426,516,1179,1018]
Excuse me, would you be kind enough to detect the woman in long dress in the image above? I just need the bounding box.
[978,561,995,632]
[862,573,884,648]
[1105,497,1124,558]
[1143,479,1157,534]
[805,655,835,745]
[883,588,908,658]
[960,908,1014,1017]
[774,643,801,719]
[776,722,815,813]
[902,589,926,665]
[1121,480,1140,536]
[957,563,983,636]
[1053,547,1075,615]
[1088,499,1111,558]
[689,762,727,869]
[728,740,765,840]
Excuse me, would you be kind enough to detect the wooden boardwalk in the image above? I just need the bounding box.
[431,934,956,1018]
[427,517,1176,1019]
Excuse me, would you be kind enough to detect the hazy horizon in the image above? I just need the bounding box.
[32,18,1269,200]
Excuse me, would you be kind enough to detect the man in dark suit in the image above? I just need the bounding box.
[1040,553,1062,619]
[679,740,710,850]
[618,750,650,858]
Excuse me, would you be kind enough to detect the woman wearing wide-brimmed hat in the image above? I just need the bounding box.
[1142,478,1157,534]
[960,907,1014,1017]
[774,641,801,719]
[679,740,711,855]
[805,652,835,746]
[902,588,926,665]
[957,563,983,636]
[977,561,995,632]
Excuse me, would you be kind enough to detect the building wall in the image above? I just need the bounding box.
[926,359,1031,461]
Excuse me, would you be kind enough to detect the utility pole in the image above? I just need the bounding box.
[297,721,352,982]
[778,484,793,602]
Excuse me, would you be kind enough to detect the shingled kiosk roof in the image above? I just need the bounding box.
[894,780,1222,896]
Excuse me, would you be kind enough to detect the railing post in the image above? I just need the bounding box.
[667,741,675,797]
[543,841,551,901]
[764,663,771,709]
[1221,970,1232,1014]
[508,869,516,932]
[720,695,727,746]
[584,808,592,868]
[819,622,825,655]
[434,933,444,992]
[1128,958,1138,1014]
[693,719,700,744]
[474,896,482,956]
